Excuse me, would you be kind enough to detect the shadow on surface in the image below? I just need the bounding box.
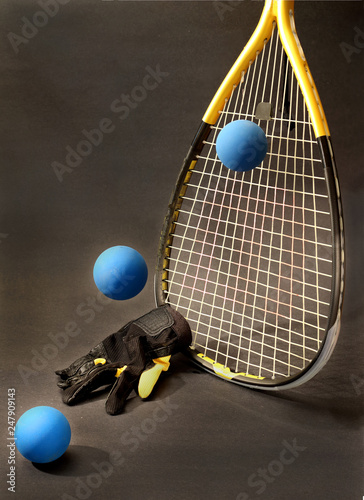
[32,445,111,477]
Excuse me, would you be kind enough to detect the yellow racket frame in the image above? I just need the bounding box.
[155,0,344,390]
[203,0,329,139]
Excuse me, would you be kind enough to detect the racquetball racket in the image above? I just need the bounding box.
[155,0,344,390]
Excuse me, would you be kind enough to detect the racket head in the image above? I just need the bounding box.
[155,0,344,390]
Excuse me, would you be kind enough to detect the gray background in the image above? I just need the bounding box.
[1,1,363,499]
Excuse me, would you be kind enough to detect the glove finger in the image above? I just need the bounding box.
[138,356,171,399]
[62,364,121,405]
[55,343,108,380]
[57,358,107,389]
[105,366,140,415]
[55,355,92,379]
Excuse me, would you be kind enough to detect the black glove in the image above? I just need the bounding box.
[55,305,191,415]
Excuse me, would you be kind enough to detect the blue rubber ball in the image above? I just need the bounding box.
[15,406,71,463]
[93,245,148,300]
[216,120,268,172]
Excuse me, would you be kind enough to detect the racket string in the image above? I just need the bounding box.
[164,26,333,380]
